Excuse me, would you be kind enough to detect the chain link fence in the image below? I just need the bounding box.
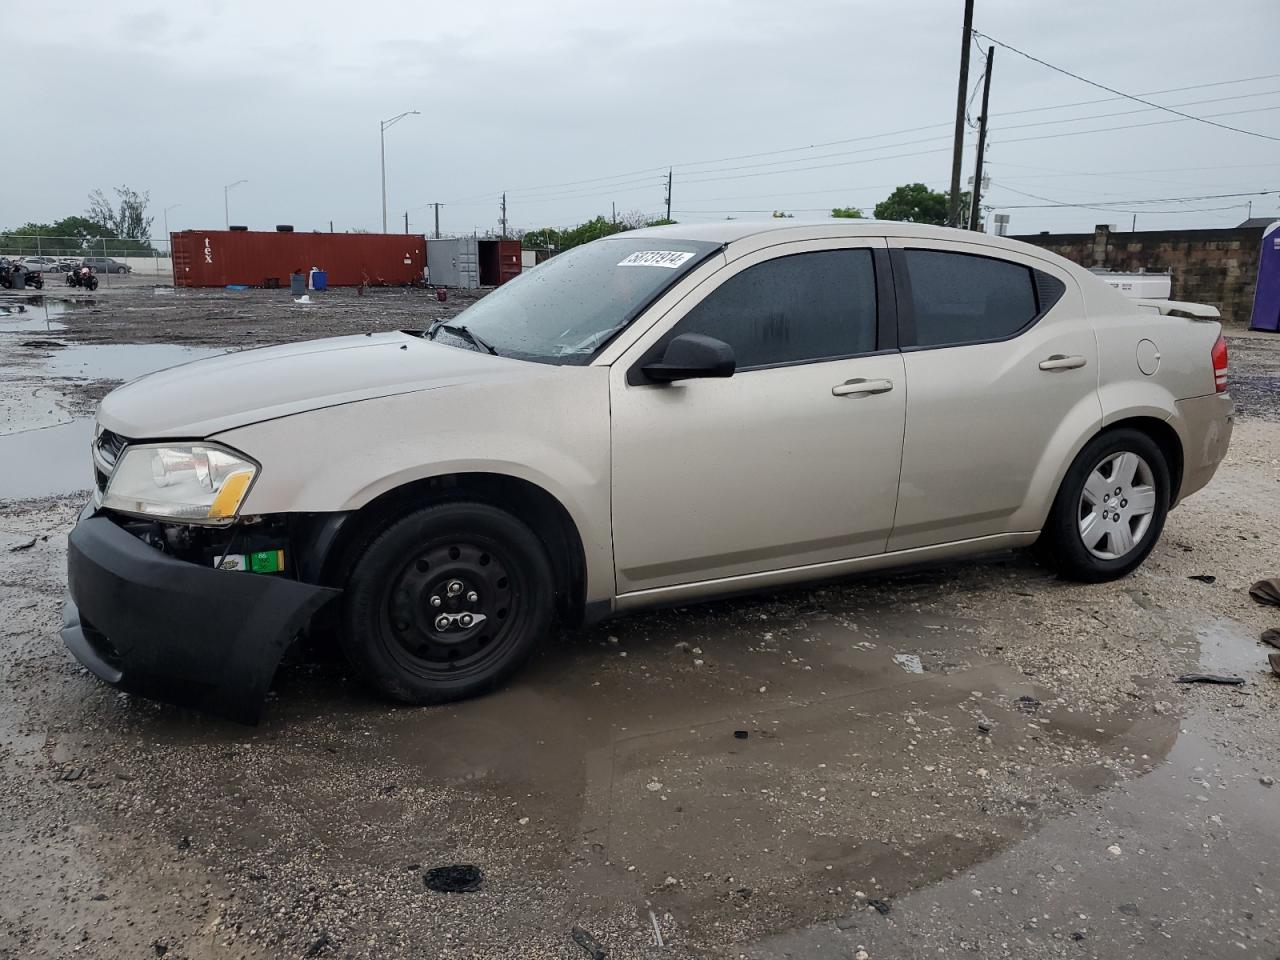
[0,235,173,287]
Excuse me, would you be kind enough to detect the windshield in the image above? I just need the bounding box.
[443,237,721,365]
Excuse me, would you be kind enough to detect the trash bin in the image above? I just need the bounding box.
[12,270,24,290]
[311,270,328,291]
[290,273,306,296]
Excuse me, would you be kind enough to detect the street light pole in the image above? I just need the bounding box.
[380,110,419,233]
[163,203,181,240]
[224,180,247,229]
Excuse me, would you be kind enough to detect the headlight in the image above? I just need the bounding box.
[103,443,258,524]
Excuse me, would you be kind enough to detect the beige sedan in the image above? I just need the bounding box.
[64,221,1233,720]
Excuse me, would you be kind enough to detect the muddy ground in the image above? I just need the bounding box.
[1,286,1279,960]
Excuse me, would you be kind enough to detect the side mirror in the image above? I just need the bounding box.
[642,333,736,383]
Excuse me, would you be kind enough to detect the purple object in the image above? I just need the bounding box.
[1249,220,1280,332]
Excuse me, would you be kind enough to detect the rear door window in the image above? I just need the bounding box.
[668,249,878,369]
[903,250,1041,348]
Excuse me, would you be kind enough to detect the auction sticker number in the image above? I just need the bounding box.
[617,250,695,269]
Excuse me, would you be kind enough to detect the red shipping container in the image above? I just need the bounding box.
[171,230,427,288]
[478,239,522,287]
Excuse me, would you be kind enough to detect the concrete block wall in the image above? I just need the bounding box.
[1013,224,1264,325]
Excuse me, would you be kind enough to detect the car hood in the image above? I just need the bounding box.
[97,331,534,438]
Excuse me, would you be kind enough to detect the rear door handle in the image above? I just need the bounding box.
[1038,354,1087,371]
[832,378,894,397]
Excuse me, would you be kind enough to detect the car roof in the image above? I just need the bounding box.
[625,218,1057,258]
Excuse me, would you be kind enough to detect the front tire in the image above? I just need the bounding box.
[1036,428,1170,582]
[340,502,554,704]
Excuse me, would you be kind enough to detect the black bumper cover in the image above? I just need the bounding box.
[62,512,340,724]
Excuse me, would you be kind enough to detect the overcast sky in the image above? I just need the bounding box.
[7,0,1279,240]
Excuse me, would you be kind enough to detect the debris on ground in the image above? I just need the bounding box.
[892,653,924,673]
[1014,695,1042,714]
[867,898,892,915]
[1250,578,1280,606]
[1270,653,1280,678]
[423,864,484,893]
[649,909,665,948]
[1175,673,1246,686]
[8,537,36,552]
[571,926,608,959]
[1261,628,1280,650]
[304,932,332,957]
[734,730,749,739]
[1187,574,1217,584]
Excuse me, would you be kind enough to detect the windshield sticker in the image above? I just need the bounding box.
[617,250,695,269]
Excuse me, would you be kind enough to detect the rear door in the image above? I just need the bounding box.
[886,239,1102,551]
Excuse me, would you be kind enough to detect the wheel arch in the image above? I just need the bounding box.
[1097,415,1185,504]
[319,472,589,625]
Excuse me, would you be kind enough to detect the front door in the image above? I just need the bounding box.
[609,240,906,595]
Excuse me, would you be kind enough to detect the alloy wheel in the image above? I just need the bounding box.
[1077,451,1157,560]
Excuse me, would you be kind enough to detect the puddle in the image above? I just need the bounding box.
[0,339,226,500]
[0,420,94,500]
[1196,617,1270,680]
[41,343,225,382]
[0,297,69,333]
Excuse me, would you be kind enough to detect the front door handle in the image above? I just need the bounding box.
[1039,354,1087,371]
[832,378,894,397]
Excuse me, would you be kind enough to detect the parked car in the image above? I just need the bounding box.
[56,258,81,272]
[19,256,60,273]
[81,256,131,274]
[62,221,1233,722]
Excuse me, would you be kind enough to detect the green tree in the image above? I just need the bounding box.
[873,183,966,225]
[830,206,864,219]
[87,185,154,239]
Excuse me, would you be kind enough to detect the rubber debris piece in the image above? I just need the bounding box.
[423,864,484,893]
[1270,653,1280,678]
[1249,578,1280,606]
[571,926,608,959]
[867,898,892,915]
[1175,673,1245,685]
[733,730,749,739]
[1260,628,1280,650]
[1187,574,1216,584]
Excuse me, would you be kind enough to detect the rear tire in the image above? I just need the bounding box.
[1036,428,1170,583]
[340,501,554,704]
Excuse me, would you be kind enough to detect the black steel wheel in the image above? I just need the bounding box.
[340,501,554,704]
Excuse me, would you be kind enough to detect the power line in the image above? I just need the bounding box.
[433,70,1279,212]
[998,72,1280,118]
[995,88,1280,133]
[990,183,1277,214]
[995,104,1280,146]
[972,29,1280,142]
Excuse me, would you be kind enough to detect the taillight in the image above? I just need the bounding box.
[1211,335,1229,393]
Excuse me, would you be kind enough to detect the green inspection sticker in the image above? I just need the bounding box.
[214,549,285,573]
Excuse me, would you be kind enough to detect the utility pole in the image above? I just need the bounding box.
[948,0,976,228]
[664,168,673,222]
[500,192,508,238]
[404,211,409,234]
[612,201,617,226]
[433,203,441,239]
[967,45,993,232]
[329,220,334,233]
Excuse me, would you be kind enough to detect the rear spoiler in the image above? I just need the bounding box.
[1131,298,1221,321]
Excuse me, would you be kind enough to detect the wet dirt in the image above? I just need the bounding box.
[1,292,1278,958]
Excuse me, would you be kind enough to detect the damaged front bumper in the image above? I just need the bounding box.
[62,507,340,724]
